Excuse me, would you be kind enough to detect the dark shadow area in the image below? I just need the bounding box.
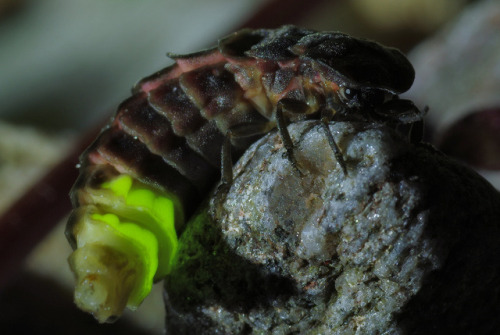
[391,143,500,334]
[0,269,155,335]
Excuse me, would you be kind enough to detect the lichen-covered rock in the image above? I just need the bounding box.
[164,121,500,334]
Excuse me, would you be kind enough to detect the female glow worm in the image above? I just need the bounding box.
[65,25,423,322]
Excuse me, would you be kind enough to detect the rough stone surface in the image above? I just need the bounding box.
[164,121,500,334]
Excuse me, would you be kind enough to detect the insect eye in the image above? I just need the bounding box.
[338,86,360,103]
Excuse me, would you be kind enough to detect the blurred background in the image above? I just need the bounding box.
[0,0,498,334]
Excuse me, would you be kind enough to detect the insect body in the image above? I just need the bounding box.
[66,25,422,322]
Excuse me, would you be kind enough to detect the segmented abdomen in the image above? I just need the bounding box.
[72,54,276,232]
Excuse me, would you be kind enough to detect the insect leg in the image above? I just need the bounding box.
[318,121,348,176]
[276,100,303,174]
[407,119,424,143]
[219,121,275,187]
[213,132,233,217]
[408,106,428,143]
[321,94,348,176]
[214,121,275,215]
[220,132,233,187]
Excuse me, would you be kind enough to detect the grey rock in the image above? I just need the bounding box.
[165,121,500,334]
